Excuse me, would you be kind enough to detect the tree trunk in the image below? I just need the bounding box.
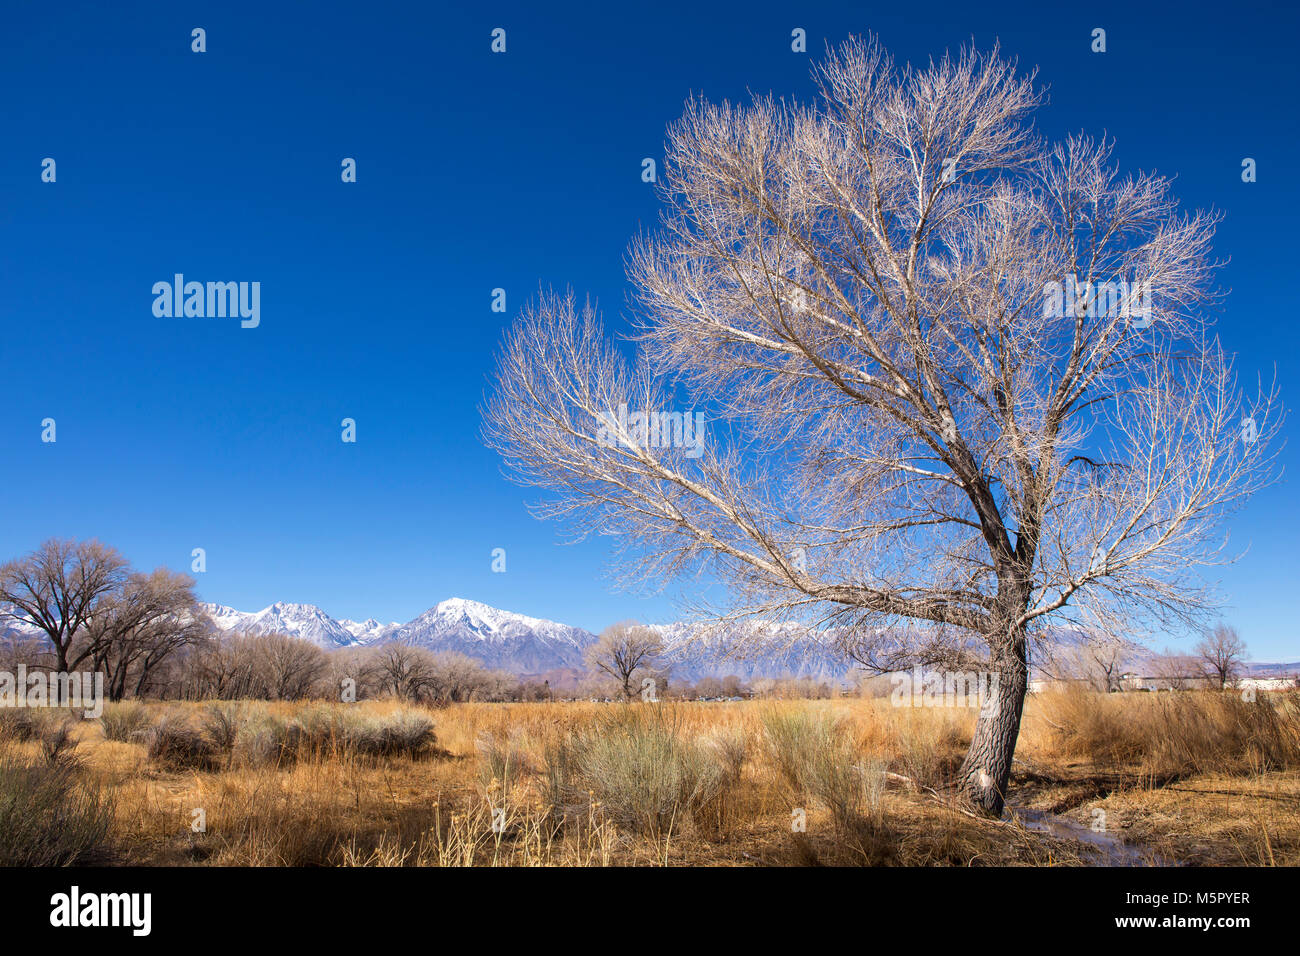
[956,637,1028,816]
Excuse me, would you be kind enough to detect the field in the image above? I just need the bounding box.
[2,690,1298,867]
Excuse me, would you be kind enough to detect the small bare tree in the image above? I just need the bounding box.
[485,38,1280,813]
[584,621,665,700]
[1038,635,1130,692]
[1197,624,1247,690]
[1150,648,1202,691]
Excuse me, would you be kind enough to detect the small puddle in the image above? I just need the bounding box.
[1005,804,1174,866]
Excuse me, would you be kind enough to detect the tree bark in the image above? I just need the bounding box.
[956,635,1029,816]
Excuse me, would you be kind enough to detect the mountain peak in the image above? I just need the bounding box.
[202,600,361,649]
[436,596,507,618]
[436,596,490,613]
[262,601,325,616]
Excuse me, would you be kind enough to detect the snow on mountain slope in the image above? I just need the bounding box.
[0,602,45,641]
[339,618,400,643]
[199,598,861,678]
[652,621,859,683]
[200,601,362,649]
[387,598,594,673]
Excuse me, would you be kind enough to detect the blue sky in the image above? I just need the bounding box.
[2,0,1296,659]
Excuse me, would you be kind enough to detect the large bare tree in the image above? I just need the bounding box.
[253,632,330,701]
[372,643,437,701]
[484,38,1280,814]
[88,568,209,700]
[0,538,129,673]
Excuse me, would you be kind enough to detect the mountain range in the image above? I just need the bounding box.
[197,597,851,682]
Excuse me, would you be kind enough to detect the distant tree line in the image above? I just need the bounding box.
[0,538,784,704]
[1034,624,1254,692]
[0,538,521,703]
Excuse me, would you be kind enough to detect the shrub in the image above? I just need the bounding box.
[40,720,81,768]
[760,706,827,796]
[236,713,303,767]
[1037,687,1300,775]
[538,733,578,818]
[346,712,438,759]
[0,708,50,743]
[576,707,730,838]
[808,747,886,831]
[704,725,749,783]
[477,729,531,793]
[0,747,114,864]
[201,703,245,755]
[146,715,221,771]
[894,721,948,791]
[762,706,885,830]
[100,703,154,743]
[231,708,438,767]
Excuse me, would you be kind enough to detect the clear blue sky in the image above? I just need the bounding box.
[2,0,1296,659]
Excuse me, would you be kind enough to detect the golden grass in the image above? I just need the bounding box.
[2,690,1295,866]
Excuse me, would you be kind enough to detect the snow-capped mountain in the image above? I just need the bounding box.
[387,598,594,672]
[195,597,862,679]
[0,602,44,642]
[201,601,363,649]
[653,621,858,683]
[198,597,595,673]
[339,617,400,643]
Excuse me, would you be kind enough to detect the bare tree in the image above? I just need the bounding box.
[1197,624,1247,690]
[693,676,724,699]
[0,538,129,673]
[484,37,1281,814]
[87,568,209,700]
[251,632,329,700]
[1150,648,1202,691]
[583,621,665,700]
[183,633,260,699]
[1038,634,1130,692]
[424,651,510,703]
[326,646,381,700]
[372,644,436,701]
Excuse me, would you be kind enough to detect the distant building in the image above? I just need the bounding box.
[1120,673,1158,692]
[1239,677,1298,692]
[1023,672,1297,695]
[1027,678,1090,694]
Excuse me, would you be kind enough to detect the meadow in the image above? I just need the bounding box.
[1,690,1297,867]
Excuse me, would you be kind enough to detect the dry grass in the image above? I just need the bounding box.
[1025,687,1300,775]
[1,690,1294,866]
[0,728,114,865]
